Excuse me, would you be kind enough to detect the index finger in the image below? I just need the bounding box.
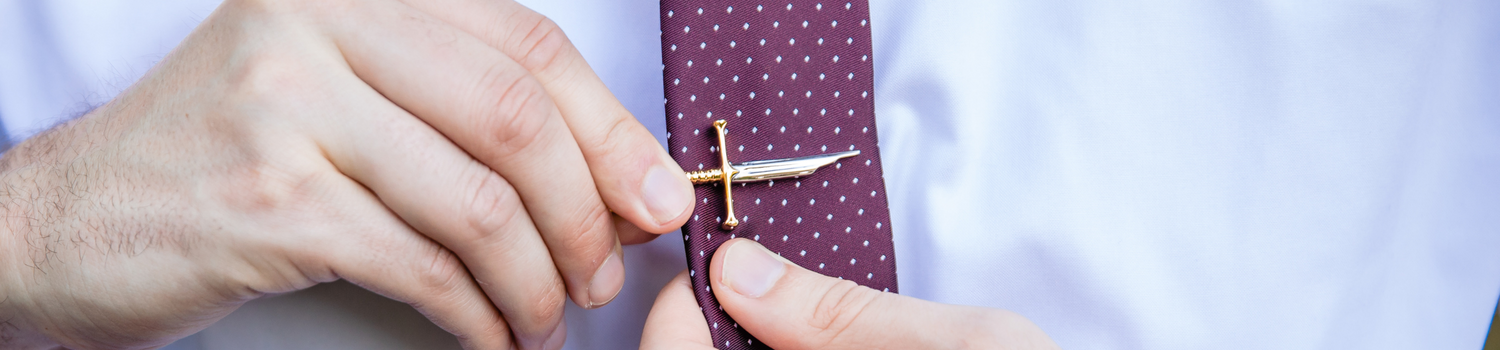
[402,0,696,239]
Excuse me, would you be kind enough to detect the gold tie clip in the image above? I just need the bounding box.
[685,119,860,230]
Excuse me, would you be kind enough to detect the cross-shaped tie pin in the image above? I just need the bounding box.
[684,119,860,230]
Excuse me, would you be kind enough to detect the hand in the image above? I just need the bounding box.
[640,239,1059,350]
[0,0,695,349]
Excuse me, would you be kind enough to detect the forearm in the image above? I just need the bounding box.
[0,147,62,350]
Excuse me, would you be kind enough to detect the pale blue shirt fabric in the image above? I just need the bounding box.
[3,1,1497,349]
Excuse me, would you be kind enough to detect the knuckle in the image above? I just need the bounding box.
[416,246,470,296]
[808,279,882,344]
[551,206,614,262]
[525,279,568,327]
[511,16,573,74]
[469,66,555,159]
[462,172,526,243]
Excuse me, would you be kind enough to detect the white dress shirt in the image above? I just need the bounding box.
[3,0,1497,349]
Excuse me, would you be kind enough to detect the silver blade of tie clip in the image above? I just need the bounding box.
[729,150,860,183]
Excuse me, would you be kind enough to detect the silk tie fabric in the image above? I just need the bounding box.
[660,1,896,348]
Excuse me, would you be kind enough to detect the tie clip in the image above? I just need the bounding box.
[685,119,859,230]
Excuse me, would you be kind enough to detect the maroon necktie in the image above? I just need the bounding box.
[660,1,896,349]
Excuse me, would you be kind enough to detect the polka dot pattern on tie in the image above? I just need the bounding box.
[662,1,895,349]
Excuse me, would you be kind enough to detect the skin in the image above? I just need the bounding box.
[0,0,696,349]
[641,239,1062,350]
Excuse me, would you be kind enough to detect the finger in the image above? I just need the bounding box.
[640,270,715,350]
[304,68,572,348]
[328,1,624,309]
[708,239,1057,350]
[401,0,695,234]
[615,214,660,246]
[291,172,513,350]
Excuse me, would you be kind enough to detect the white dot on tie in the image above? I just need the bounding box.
[858,208,865,215]
[727,6,733,13]
[818,38,825,45]
[827,214,834,220]
[818,263,825,269]
[776,55,783,63]
[700,42,706,49]
[757,4,764,11]
[814,232,821,238]
[689,95,696,101]
[686,60,693,67]
[805,91,813,98]
[750,91,756,99]
[673,78,680,85]
[835,126,841,134]
[809,198,816,205]
[877,222,883,229]
[816,3,823,10]
[863,127,869,133]
[864,240,870,246]
[807,126,813,133]
[871,190,878,197]
[768,217,774,224]
[767,144,773,150]
[796,217,802,223]
[774,21,780,28]
[795,144,801,151]
[800,250,807,256]
[833,245,839,251]
[716,58,723,66]
[853,178,860,184]
[822,180,828,187]
[733,75,740,82]
[696,7,703,14]
[880,255,887,261]
[760,38,767,46]
[781,199,788,206]
[821,145,828,152]
[778,90,785,97]
[867,272,873,279]
[684,26,691,33]
[713,24,720,31]
[840,196,846,202]
[845,227,852,233]
[862,19,868,26]
[847,37,854,44]
[846,2,852,9]
[667,10,674,17]
[670,44,677,51]
[787,3,793,10]
[850,258,857,265]
[802,20,809,28]
[719,93,725,100]
[832,20,839,28]
[791,73,798,80]
[848,109,855,116]
[848,72,855,80]
[703,77,709,84]
[804,55,811,62]
[834,90,840,97]
[820,109,827,115]
[863,55,869,61]
[747,56,754,64]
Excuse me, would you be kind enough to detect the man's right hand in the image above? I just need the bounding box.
[0,0,694,349]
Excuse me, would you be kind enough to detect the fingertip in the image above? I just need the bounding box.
[583,241,624,309]
[640,161,695,229]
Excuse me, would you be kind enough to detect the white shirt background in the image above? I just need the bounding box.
[3,0,1498,349]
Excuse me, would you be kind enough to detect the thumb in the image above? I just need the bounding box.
[708,239,1058,350]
